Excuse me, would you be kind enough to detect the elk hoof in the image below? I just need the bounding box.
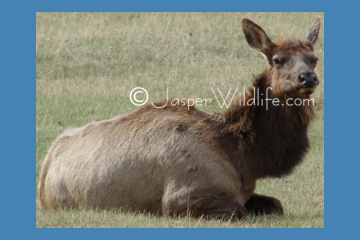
[244,193,284,215]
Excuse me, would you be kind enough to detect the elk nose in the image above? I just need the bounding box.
[299,73,318,88]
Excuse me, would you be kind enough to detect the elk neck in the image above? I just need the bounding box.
[217,66,315,179]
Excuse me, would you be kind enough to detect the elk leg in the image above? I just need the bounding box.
[190,198,248,220]
[244,193,284,215]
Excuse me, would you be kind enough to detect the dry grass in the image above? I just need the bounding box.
[36,12,324,228]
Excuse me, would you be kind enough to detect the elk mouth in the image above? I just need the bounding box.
[296,86,316,96]
[295,74,319,95]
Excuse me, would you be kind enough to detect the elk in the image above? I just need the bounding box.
[38,17,321,219]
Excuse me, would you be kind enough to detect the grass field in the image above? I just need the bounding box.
[36,12,324,228]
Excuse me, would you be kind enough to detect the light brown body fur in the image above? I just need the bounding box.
[39,104,245,213]
[39,17,321,219]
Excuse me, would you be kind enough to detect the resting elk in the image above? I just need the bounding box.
[39,17,321,219]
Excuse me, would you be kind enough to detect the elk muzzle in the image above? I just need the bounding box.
[299,72,318,88]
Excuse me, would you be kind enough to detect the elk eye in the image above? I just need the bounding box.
[273,58,281,65]
[312,57,319,64]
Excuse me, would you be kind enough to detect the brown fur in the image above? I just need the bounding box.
[39,17,321,219]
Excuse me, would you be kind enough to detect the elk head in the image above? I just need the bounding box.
[242,17,321,100]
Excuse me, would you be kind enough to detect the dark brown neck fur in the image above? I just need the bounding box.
[216,67,315,180]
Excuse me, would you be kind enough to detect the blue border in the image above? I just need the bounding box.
[2,0,359,239]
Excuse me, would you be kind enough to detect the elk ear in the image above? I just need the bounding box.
[242,18,273,52]
[304,17,321,44]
